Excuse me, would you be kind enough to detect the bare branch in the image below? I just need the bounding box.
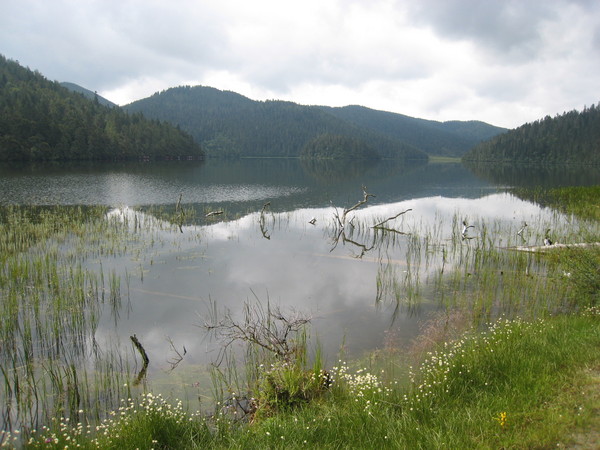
[201,299,311,365]
[166,336,186,372]
[372,209,412,229]
[259,202,271,240]
[341,186,375,224]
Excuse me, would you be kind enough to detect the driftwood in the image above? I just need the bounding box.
[507,242,600,253]
[130,334,149,386]
[205,210,224,218]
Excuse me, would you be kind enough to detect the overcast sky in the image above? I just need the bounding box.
[2,0,599,128]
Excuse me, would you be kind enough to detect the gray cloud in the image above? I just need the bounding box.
[1,0,230,89]
[1,0,599,128]
[405,0,560,61]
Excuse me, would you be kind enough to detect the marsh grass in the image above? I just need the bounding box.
[513,185,600,223]
[0,205,147,433]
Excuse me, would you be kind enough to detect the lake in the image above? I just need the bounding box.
[1,158,599,429]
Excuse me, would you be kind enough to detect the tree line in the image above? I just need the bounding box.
[463,104,600,164]
[300,134,380,160]
[0,55,203,162]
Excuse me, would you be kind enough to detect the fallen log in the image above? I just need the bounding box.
[506,242,600,252]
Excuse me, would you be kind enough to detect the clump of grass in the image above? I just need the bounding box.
[255,360,330,416]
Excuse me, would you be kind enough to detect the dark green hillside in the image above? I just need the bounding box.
[463,104,600,164]
[0,55,203,161]
[60,82,117,108]
[437,120,506,143]
[124,86,427,160]
[319,105,506,157]
[301,133,380,160]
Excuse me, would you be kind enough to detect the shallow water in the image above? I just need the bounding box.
[1,158,599,427]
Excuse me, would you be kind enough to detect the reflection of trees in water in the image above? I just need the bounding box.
[300,158,378,183]
[464,161,600,188]
[300,158,429,184]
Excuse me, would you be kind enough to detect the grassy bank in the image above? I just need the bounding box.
[9,308,599,448]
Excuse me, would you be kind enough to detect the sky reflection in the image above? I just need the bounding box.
[96,190,575,399]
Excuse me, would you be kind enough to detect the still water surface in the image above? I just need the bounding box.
[1,158,599,415]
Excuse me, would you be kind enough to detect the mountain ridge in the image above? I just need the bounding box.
[318,104,505,157]
[124,85,505,159]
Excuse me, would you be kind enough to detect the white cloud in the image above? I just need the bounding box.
[1,0,599,128]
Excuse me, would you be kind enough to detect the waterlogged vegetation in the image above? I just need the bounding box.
[0,206,134,432]
[1,185,599,448]
[0,205,204,434]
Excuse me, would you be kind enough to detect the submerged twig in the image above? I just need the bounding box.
[166,336,186,372]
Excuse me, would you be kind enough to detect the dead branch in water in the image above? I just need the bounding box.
[205,210,224,218]
[166,336,186,372]
[342,185,375,224]
[175,193,185,232]
[259,202,271,240]
[202,297,311,365]
[341,234,375,258]
[175,193,183,213]
[372,209,412,229]
[333,186,375,228]
[130,334,149,385]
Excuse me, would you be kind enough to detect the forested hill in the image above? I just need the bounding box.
[60,82,117,108]
[318,106,506,157]
[124,85,428,160]
[0,56,203,161]
[463,104,600,164]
